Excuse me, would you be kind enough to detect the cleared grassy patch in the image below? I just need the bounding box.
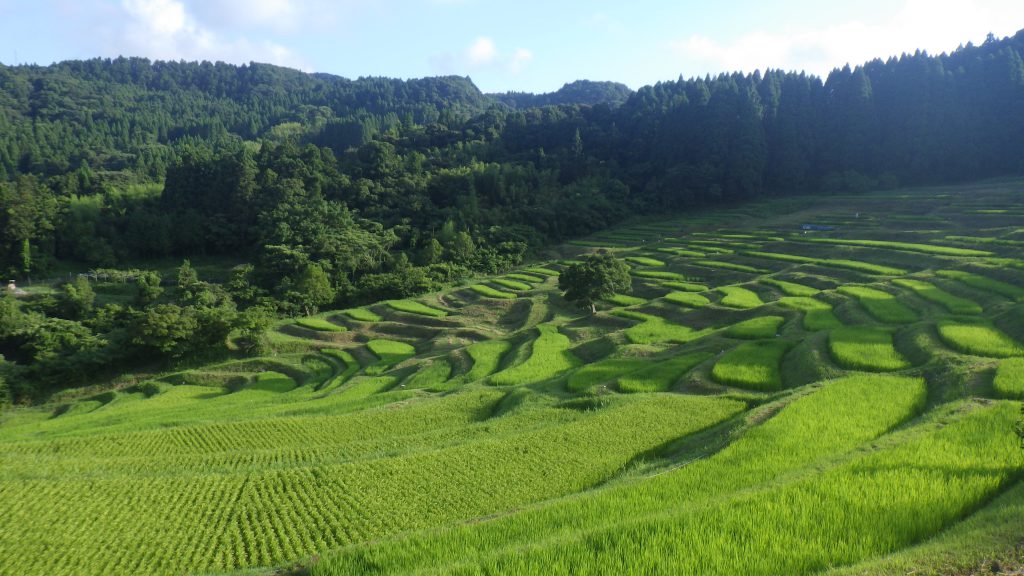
[718,286,764,309]
[829,326,910,371]
[490,324,581,386]
[491,278,533,291]
[710,340,792,391]
[993,357,1024,398]
[469,284,518,299]
[618,352,712,393]
[567,358,647,392]
[365,339,417,375]
[386,299,449,318]
[664,291,711,308]
[761,277,820,296]
[892,278,982,314]
[936,320,1024,358]
[724,316,785,339]
[625,256,666,267]
[777,296,843,330]
[604,293,646,307]
[612,310,711,345]
[344,308,382,322]
[295,318,347,332]
[796,237,993,257]
[838,285,918,324]
[937,270,1024,301]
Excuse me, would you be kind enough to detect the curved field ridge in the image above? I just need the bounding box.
[490,324,581,386]
[311,374,941,575]
[795,237,993,257]
[385,300,449,318]
[829,326,910,371]
[718,286,764,309]
[611,310,711,345]
[892,278,982,315]
[838,285,918,324]
[776,296,842,330]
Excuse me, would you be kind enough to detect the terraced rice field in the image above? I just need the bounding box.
[3,181,1023,576]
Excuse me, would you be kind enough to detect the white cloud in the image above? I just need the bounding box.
[467,36,497,65]
[432,37,533,76]
[670,0,1024,78]
[114,0,308,69]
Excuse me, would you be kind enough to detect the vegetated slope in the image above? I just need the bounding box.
[2,182,1024,575]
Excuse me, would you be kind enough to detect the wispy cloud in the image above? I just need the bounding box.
[670,0,1024,77]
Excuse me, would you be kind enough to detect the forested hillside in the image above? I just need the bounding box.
[1,30,1024,400]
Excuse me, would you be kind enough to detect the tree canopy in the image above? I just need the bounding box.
[558,252,632,314]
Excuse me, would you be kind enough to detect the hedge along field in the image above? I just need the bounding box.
[993,358,1024,398]
[310,374,935,575]
[892,278,983,314]
[617,352,712,393]
[838,285,919,324]
[776,296,843,330]
[937,269,1024,301]
[829,326,911,371]
[718,286,764,309]
[710,340,792,391]
[490,324,581,386]
[936,320,1024,358]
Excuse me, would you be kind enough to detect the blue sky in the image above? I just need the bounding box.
[2,0,1024,93]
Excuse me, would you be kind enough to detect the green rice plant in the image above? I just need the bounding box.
[505,273,544,283]
[936,320,1024,358]
[718,286,764,309]
[295,318,348,332]
[937,270,1024,301]
[710,340,792,390]
[567,357,647,392]
[662,281,708,292]
[404,359,454,391]
[365,339,417,375]
[611,310,711,345]
[492,278,533,291]
[761,277,820,296]
[625,256,666,267]
[829,326,910,371]
[462,340,513,383]
[892,278,982,314]
[656,247,706,258]
[470,284,518,299]
[838,285,918,324]
[945,235,1024,247]
[776,296,843,330]
[695,260,767,274]
[797,237,993,256]
[993,357,1024,398]
[745,251,907,275]
[568,239,626,248]
[333,375,399,401]
[246,372,297,392]
[633,270,688,281]
[490,324,581,386]
[309,374,932,576]
[724,316,785,339]
[524,267,559,277]
[344,308,382,322]
[318,349,360,392]
[604,293,647,307]
[664,291,711,308]
[617,352,712,393]
[385,299,449,317]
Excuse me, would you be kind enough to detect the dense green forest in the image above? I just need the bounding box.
[1,30,1024,401]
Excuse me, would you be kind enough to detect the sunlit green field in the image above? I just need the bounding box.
[2,181,1023,576]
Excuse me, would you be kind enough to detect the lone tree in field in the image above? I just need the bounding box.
[559,252,631,314]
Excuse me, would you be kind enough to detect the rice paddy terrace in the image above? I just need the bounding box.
[2,180,1024,575]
